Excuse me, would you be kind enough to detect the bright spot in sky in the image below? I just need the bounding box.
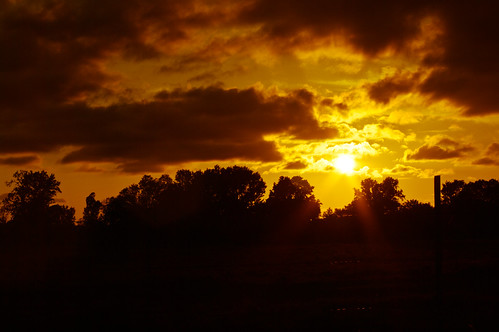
[334,155,356,174]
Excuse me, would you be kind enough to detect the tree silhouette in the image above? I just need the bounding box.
[102,174,173,227]
[82,192,103,226]
[0,170,62,224]
[442,179,499,236]
[164,165,266,224]
[267,176,321,222]
[442,180,466,206]
[48,204,76,225]
[337,177,405,216]
[101,166,266,229]
[201,165,266,216]
[400,199,432,212]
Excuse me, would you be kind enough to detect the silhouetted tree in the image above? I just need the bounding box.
[161,166,266,222]
[0,170,62,224]
[397,199,433,224]
[321,207,335,220]
[82,192,103,226]
[266,176,321,223]
[442,180,466,206]
[102,166,266,230]
[201,165,266,216]
[103,174,174,227]
[48,204,76,225]
[337,177,405,216]
[400,199,432,212]
[442,179,499,237]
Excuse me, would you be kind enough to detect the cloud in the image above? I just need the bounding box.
[3,0,499,120]
[0,0,243,110]
[238,0,428,56]
[382,164,435,178]
[367,72,420,104]
[418,3,499,115]
[472,143,499,166]
[0,155,39,166]
[354,124,408,142]
[284,160,308,170]
[406,138,474,160]
[381,110,423,125]
[472,158,499,166]
[382,164,453,178]
[0,86,336,173]
[486,143,499,157]
[240,0,499,116]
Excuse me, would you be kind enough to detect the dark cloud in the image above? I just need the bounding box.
[0,155,39,166]
[240,0,499,116]
[367,72,419,104]
[419,3,499,115]
[1,86,336,173]
[437,138,460,148]
[407,140,474,160]
[320,99,349,114]
[284,160,308,170]
[485,143,499,157]
[3,0,499,119]
[239,0,499,115]
[471,143,499,166]
[472,158,499,166]
[3,0,499,180]
[239,0,430,55]
[0,0,237,110]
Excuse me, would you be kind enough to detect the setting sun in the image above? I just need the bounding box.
[334,155,356,174]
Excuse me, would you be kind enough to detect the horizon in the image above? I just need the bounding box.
[2,165,493,220]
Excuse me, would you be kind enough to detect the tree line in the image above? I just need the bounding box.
[1,166,498,241]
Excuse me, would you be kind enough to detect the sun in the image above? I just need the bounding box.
[334,154,356,174]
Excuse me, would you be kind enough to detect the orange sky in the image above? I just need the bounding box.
[1,0,499,218]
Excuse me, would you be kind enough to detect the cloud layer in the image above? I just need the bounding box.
[1,86,336,172]
[2,0,499,175]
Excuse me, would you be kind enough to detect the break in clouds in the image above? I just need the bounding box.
[1,0,499,171]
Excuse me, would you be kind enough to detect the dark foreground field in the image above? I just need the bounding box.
[0,232,498,330]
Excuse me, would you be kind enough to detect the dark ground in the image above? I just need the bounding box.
[0,231,498,331]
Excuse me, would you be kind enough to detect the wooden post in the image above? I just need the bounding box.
[434,175,442,319]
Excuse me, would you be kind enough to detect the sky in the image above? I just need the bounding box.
[1,0,499,218]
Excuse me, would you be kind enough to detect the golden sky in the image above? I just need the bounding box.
[1,0,499,217]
